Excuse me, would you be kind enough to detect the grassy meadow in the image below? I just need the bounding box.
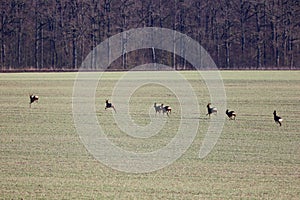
[0,71,299,199]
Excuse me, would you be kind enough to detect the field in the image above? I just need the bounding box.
[0,71,299,199]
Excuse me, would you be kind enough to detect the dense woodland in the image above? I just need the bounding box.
[0,0,300,71]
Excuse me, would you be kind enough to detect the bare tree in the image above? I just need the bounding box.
[0,0,299,71]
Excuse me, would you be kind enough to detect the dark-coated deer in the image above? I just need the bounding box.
[29,94,39,108]
[105,99,116,113]
[273,110,283,126]
[206,103,217,117]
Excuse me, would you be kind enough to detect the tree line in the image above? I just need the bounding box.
[1,0,299,71]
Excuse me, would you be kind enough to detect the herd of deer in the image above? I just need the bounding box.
[205,103,282,126]
[29,95,283,126]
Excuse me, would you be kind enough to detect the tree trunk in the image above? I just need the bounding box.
[72,30,77,69]
[17,19,22,67]
[0,13,5,69]
[224,19,231,69]
[35,16,39,69]
[255,4,262,69]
